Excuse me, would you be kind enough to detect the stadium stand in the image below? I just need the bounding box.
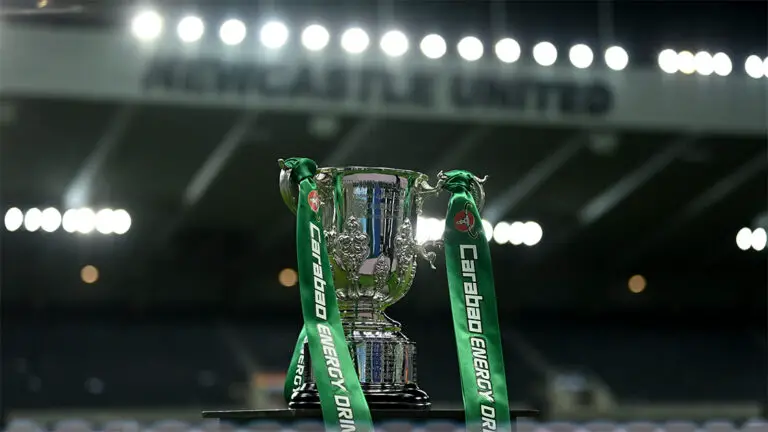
[519,323,765,402]
[3,321,244,409]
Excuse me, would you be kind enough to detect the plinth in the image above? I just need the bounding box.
[202,408,538,428]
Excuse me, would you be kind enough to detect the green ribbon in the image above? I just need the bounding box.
[442,170,511,432]
[281,157,373,432]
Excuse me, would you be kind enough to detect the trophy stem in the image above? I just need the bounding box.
[337,298,401,333]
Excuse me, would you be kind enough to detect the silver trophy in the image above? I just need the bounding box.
[279,164,486,410]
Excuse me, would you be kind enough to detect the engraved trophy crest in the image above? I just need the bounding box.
[278,164,486,410]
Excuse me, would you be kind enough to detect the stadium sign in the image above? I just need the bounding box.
[0,24,766,134]
[142,58,614,117]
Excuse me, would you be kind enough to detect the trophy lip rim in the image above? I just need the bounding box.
[317,166,428,180]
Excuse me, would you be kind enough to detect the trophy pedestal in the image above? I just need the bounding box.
[202,408,539,427]
[288,382,430,410]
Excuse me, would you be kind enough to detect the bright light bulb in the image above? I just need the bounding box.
[495,38,521,64]
[605,46,629,71]
[493,222,510,244]
[420,34,447,59]
[751,227,767,251]
[177,16,204,43]
[62,209,79,233]
[219,19,246,46]
[745,55,764,79]
[75,208,96,234]
[457,36,484,62]
[508,221,525,246]
[380,30,409,57]
[112,209,132,235]
[569,44,594,69]
[522,221,543,246]
[482,219,493,242]
[23,208,42,232]
[260,21,289,49]
[712,52,732,76]
[533,42,557,66]
[736,227,753,251]
[301,24,330,51]
[131,10,163,41]
[693,51,714,76]
[677,51,695,75]
[40,207,61,233]
[4,207,23,232]
[341,28,370,54]
[658,49,679,74]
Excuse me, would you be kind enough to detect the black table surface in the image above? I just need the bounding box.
[202,408,539,422]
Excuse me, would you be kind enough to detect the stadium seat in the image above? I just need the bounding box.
[242,420,284,432]
[516,419,541,432]
[376,420,417,432]
[662,421,698,432]
[6,419,45,432]
[582,421,619,432]
[702,421,737,432]
[147,420,191,432]
[543,421,581,432]
[52,419,93,432]
[420,420,460,432]
[102,420,141,432]
[291,420,324,432]
[619,421,661,432]
[741,419,768,432]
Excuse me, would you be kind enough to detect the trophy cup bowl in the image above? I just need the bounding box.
[279,165,447,410]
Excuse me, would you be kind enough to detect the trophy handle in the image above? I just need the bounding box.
[414,171,489,269]
[278,159,299,215]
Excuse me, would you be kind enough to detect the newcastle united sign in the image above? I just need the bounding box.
[142,57,614,117]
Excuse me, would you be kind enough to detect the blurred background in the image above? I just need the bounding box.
[0,0,766,430]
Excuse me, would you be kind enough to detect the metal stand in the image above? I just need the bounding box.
[202,408,539,426]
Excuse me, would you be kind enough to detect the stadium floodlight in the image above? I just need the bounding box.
[219,19,247,46]
[604,46,629,71]
[131,10,163,41]
[693,51,714,76]
[177,16,204,43]
[341,27,370,54]
[420,34,447,59]
[75,208,97,234]
[532,41,557,66]
[380,30,409,57]
[752,227,767,251]
[260,21,289,49]
[95,209,115,234]
[301,24,330,51]
[736,227,752,250]
[482,220,493,242]
[764,57,768,78]
[4,207,23,232]
[23,208,42,232]
[494,38,521,64]
[40,207,62,233]
[62,209,78,233]
[712,52,732,76]
[744,55,763,79]
[508,221,525,246]
[521,221,543,246]
[415,216,444,244]
[569,43,594,69]
[112,209,132,235]
[457,36,484,62]
[657,49,679,74]
[492,222,510,244]
[677,50,695,74]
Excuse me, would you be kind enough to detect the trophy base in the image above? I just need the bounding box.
[288,382,430,410]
